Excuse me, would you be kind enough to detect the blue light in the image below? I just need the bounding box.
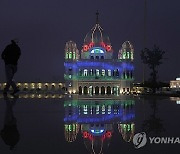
[64,112,135,123]
[91,129,104,134]
[64,61,134,71]
[91,48,104,54]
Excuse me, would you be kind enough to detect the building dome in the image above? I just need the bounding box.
[65,40,79,60]
[82,12,113,53]
[118,41,134,60]
[84,24,111,46]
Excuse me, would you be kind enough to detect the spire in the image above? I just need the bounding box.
[96,10,99,24]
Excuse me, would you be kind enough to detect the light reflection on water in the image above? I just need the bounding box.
[0,94,179,154]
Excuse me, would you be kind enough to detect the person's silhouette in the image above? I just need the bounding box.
[0,94,20,150]
[1,39,21,95]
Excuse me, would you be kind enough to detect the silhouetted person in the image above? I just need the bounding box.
[0,94,20,150]
[1,39,21,95]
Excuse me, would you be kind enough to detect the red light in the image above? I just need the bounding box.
[88,134,93,141]
[106,45,111,51]
[100,42,106,48]
[106,131,112,138]
[83,131,88,138]
[89,42,94,48]
[83,45,88,51]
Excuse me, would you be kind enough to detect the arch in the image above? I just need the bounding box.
[107,86,111,95]
[84,86,88,95]
[101,86,105,95]
[95,86,99,95]
[101,56,104,59]
[79,86,82,95]
[90,56,94,59]
[95,56,99,59]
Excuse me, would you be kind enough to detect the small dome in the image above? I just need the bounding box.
[118,41,134,60]
[122,41,134,51]
[65,40,79,60]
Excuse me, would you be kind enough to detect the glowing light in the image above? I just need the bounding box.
[83,45,88,51]
[89,42,94,48]
[90,48,104,53]
[83,132,88,138]
[176,78,180,81]
[91,129,104,134]
[106,45,111,51]
[106,131,112,138]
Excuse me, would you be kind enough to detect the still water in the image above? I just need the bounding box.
[0,94,180,154]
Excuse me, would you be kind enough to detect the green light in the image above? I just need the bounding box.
[131,52,133,60]
[73,52,76,59]
[123,52,126,59]
[66,52,68,59]
[127,52,130,59]
[69,52,72,59]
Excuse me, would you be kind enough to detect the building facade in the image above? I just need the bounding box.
[170,77,180,92]
[64,15,134,95]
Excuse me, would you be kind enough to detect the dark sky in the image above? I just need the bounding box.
[0,0,179,82]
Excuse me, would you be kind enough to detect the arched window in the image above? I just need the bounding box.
[101,56,104,59]
[96,69,99,76]
[79,86,82,95]
[84,69,88,76]
[69,52,72,59]
[79,69,82,76]
[108,70,111,76]
[101,69,105,76]
[116,69,119,77]
[101,86,105,95]
[66,52,68,59]
[90,69,93,76]
[90,56,94,59]
[96,56,99,59]
[84,86,88,95]
[107,86,111,95]
[95,86,99,95]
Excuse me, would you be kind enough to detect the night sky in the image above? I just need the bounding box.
[0,0,179,82]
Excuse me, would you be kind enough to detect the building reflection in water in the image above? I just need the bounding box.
[0,95,20,150]
[64,98,135,154]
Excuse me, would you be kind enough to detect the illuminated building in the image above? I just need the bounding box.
[170,77,180,92]
[64,13,134,95]
[64,98,135,153]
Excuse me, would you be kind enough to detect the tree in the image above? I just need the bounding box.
[141,45,165,92]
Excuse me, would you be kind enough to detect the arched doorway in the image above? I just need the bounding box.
[107,86,111,95]
[84,86,88,95]
[79,86,82,95]
[95,86,99,95]
[101,86,105,95]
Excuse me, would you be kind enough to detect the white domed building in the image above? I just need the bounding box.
[64,13,134,95]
